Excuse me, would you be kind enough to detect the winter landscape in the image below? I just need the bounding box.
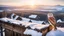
[0,0,64,36]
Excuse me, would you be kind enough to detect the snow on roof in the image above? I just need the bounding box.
[23,23,37,27]
[24,29,42,36]
[0,17,21,24]
[30,24,49,30]
[46,30,64,36]
[22,17,30,22]
[10,20,21,25]
[19,21,32,27]
[11,13,15,19]
[57,19,62,23]
[0,10,4,12]
[29,15,37,18]
[31,20,44,24]
[11,13,45,24]
[0,17,9,22]
[14,15,19,20]
[0,17,49,30]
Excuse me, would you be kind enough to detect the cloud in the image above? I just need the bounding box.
[0,0,24,3]
[56,0,64,1]
[57,0,64,1]
[0,0,64,5]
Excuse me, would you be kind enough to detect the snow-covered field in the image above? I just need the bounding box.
[46,27,64,36]
[57,27,64,32]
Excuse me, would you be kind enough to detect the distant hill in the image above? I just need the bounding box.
[0,5,64,12]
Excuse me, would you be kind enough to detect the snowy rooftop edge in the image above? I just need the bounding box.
[0,17,50,30]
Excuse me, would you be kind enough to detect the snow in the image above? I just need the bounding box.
[0,17,31,26]
[20,22,49,30]
[24,23,37,27]
[11,13,30,22]
[21,17,45,24]
[46,27,64,36]
[10,13,45,24]
[19,22,32,27]
[57,19,62,23]
[11,13,19,20]
[10,20,20,24]
[30,24,49,30]
[0,10,4,12]
[57,27,64,32]
[11,13,15,19]
[0,17,21,25]
[29,15,37,18]
[0,17,9,22]
[31,20,44,24]
[46,30,64,36]
[0,17,49,30]
[1,17,64,36]
[13,15,19,20]
[24,29,42,36]
[22,17,30,22]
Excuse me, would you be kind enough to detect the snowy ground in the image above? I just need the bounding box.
[57,27,64,32]
[46,27,64,36]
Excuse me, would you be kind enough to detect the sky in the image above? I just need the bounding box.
[0,0,64,6]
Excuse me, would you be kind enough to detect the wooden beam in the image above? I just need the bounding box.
[2,23,26,34]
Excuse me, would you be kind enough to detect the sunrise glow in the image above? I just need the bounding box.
[28,0,36,9]
[0,0,64,6]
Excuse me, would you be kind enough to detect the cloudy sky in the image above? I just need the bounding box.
[0,0,64,6]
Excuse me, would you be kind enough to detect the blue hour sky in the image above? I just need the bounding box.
[0,0,64,6]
